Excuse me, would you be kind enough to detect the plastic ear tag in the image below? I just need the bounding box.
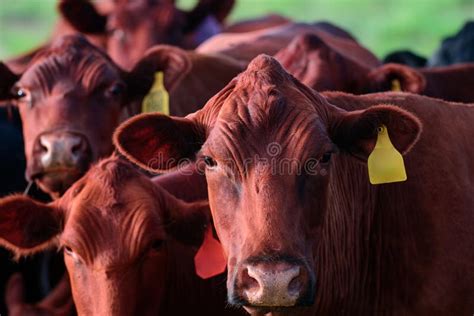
[391,79,402,91]
[194,226,227,279]
[141,71,170,115]
[368,125,407,185]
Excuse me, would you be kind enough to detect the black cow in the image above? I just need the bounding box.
[383,50,427,67]
[429,21,474,66]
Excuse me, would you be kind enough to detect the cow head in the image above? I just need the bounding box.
[0,157,210,315]
[59,0,234,69]
[114,55,421,314]
[274,33,373,92]
[0,35,194,198]
[367,63,426,94]
[274,33,427,95]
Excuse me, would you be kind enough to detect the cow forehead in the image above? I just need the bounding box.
[60,159,166,264]
[67,159,162,215]
[20,38,121,91]
[207,60,328,151]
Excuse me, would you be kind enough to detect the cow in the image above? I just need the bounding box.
[114,54,474,315]
[382,50,427,67]
[0,156,244,316]
[428,20,474,66]
[196,22,363,64]
[58,0,235,69]
[0,34,242,199]
[275,33,474,102]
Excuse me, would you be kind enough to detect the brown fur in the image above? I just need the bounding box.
[197,22,374,65]
[0,35,242,198]
[0,156,243,316]
[114,55,474,315]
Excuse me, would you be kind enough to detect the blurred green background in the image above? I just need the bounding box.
[0,0,473,60]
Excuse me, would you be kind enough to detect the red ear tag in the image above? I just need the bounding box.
[194,226,227,279]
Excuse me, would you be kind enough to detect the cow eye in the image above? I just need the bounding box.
[150,240,165,252]
[16,88,27,98]
[13,87,33,108]
[108,83,124,97]
[320,152,332,164]
[203,156,217,168]
[13,87,29,100]
[63,245,81,262]
[64,246,73,255]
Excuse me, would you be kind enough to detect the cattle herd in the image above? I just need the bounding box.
[0,0,473,315]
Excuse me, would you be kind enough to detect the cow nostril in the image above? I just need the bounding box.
[40,142,48,154]
[288,274,302,295]
[39,137,50,155]
[71,143,81,155]
[241,267,260,292]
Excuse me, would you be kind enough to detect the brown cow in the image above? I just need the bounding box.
[0,156,243,316]
[275,33,474,102]
[196,22,366,64]
[59,0,235,69]
[0,35,242,198]
[114,55,474,315]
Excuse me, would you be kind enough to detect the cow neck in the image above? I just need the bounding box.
[311,154,425,315]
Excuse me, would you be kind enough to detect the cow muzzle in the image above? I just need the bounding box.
[233,258,314,309]
[29,131,92,196]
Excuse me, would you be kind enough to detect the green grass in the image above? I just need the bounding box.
[0,0,473,60]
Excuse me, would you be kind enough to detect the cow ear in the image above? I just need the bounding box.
[0,195,63,258]
[0,62,20,101]
[368,63,426,93]
[125,45,192,102]
[58,0,108,34]
[165,199,210,246]
[114,113,204,173]
[330,105,422,161]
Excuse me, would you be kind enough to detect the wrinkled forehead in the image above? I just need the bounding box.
[216,70,323,133]
[63,159,164,218]
[19,39,121,89]
[205,75,331,166]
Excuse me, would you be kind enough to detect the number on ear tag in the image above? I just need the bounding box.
[368,125,407,184]
[141,71,170,115]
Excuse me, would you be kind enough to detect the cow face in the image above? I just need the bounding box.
[0,35,192,198]
[0,157,209,316]
[114,55,421,314]
[59,0,233,70]
[104,0,186,70]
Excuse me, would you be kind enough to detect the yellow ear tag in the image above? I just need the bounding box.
[391,79,402,91]
[141,71,170,115]
[367,125,407,185]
